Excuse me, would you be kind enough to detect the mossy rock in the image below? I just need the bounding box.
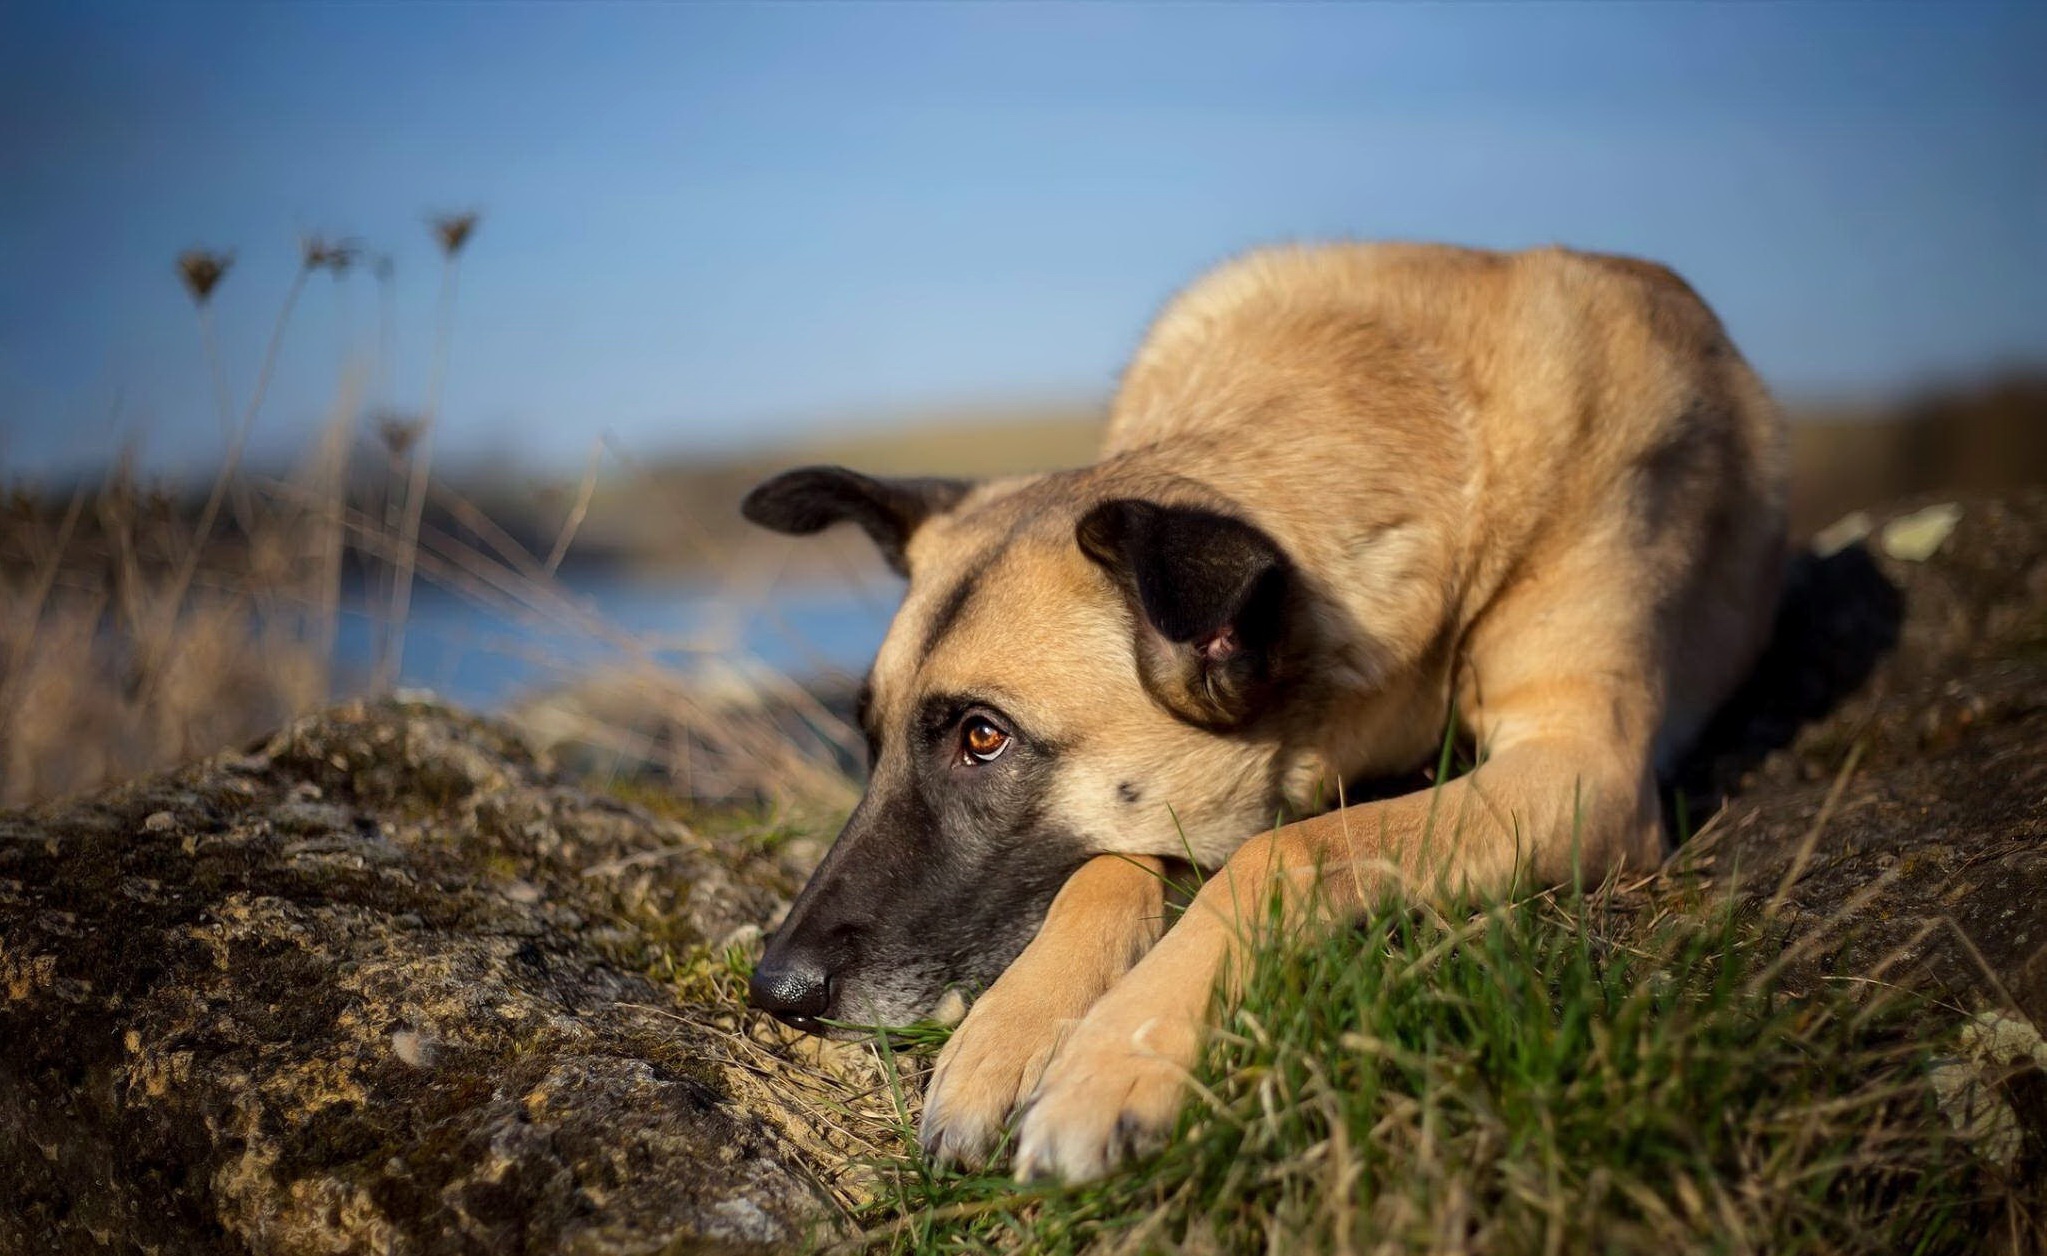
[0,700,834,1254]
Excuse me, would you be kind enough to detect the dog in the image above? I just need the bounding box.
[741,242,1786,1182]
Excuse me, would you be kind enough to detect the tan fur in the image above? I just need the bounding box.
[868,242,1786,1178]
[919,855,1166,1164]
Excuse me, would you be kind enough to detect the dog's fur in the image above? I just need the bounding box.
[743,242,1786,1181]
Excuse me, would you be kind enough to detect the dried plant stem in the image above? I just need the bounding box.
[0,484,87,712]
[377,253,461,692]
[194,302,263,541]
[545,438,605,574]
[600,433,726,568]
[197,303,236,442]
[300,475,857,802]
[310,388,358,702]
[375,257,397,410]
[101,450,148,643]
[151,265,310,687]
[12,221,859,808]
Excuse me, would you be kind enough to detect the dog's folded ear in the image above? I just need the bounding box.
[1077,499,1295,729]
[742,466,974,577]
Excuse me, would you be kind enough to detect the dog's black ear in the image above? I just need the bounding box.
[742,466,973,578]
[1077,499,1294,729]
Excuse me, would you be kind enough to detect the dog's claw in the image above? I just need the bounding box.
[918,1071,997,1167]
[920,1113,994,1168]
[917,1004,1065,1169]
[1010,1012,1196,1182]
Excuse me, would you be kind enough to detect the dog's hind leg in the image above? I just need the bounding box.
[919,853,1167,1166]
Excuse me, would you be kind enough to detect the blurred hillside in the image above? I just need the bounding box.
[544,374,2047,579]
[561,406,1106,579]
[1784,376,2047,536]
[12,375,2045,589]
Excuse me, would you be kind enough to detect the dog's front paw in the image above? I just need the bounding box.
[1012,1000,1202,1182]
[918,994,1064,1166]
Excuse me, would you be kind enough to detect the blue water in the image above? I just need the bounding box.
[331,571,901,710]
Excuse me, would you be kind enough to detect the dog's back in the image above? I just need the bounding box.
[1105,242,1786,768]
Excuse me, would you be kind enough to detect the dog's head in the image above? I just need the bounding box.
[739,464,1321,1033]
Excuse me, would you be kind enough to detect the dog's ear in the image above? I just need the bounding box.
[1077,499,1294,729]
[742,466,974,577]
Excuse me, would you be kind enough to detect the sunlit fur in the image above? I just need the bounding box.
[875,244,1780,883]
[755,241,1787,1177]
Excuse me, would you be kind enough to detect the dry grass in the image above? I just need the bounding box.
[1,222,861,810]
[0,453,861,808]
[0,451,343,806]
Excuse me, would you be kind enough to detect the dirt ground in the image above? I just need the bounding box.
[1682,491,2045,1029]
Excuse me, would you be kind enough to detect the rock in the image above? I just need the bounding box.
[0,701,839,1254]
[1931,1010,2047,1171]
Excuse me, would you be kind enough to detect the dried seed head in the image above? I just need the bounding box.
[376,411,423,457]
[302,235,363,276]
[177,250,233,304]
[429,211,479,258]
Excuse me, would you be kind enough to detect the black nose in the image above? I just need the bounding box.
[748,951,832,1029]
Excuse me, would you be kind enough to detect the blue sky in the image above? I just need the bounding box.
[3,2,2043,481]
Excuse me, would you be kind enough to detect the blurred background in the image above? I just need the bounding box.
[3,2,2043,805]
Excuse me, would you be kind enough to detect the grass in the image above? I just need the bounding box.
[838,873,2013,1255]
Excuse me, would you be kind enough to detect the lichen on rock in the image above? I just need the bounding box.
[0,701,839,1254]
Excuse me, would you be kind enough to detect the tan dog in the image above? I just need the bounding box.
[742,242,1786,1181]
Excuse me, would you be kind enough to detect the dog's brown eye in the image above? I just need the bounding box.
[960,717,1010,765]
